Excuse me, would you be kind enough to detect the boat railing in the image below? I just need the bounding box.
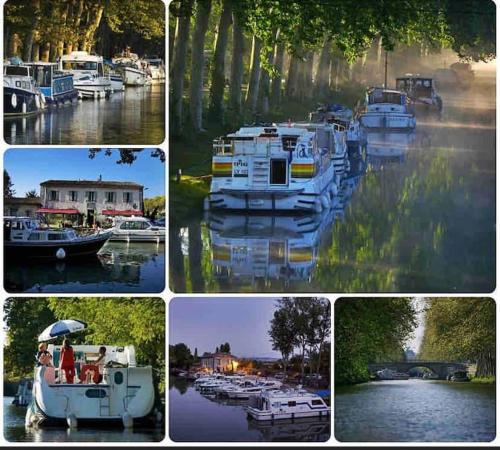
[213,138,233,155]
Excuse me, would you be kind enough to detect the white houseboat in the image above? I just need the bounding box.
[4,216,112,260]
[109,216,165,243]
[226,380,282,399]
[205,125,341,213]
[4,64,45,116]
[360,88,416,130]
[375,368,410,380]
[59,51,111,99]
[112,52,149,86]
[143,56,165,82]
[246,389,330,421]
[26,343,156,428]
[396,75,442,112]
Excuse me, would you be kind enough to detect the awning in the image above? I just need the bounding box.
[102,209,143,216]
[37,208,79,214]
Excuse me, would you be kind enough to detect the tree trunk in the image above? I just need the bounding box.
[10,33,22,57]
[301,345,306,382]
[258,50,274,115]
[170,226,186,293]
[67,0,85,55]
[170,0,194,135]
[208,0,232,121]
[228,11,245,117]
[245,35,261,113]
[41,42,51,62]
[285,54,300,98]
[82,4,105,53]
[302,51,314,99]
[56,3,70,59]
[315,39,331,97]
[23,0,41,62]
[189,0,212,132]
[270,41,284,107]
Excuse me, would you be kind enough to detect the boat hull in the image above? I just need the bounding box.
[246,407,331,421]
[109,233,165,243]
[4,87,42,116]
[122,67,147,86]
[5,233,110,260]
[360,112,416,130]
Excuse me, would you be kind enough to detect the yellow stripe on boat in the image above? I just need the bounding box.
[291,163,316,178]
[212,161,233,177]
[212,244,231,261]
[289,247,314,262]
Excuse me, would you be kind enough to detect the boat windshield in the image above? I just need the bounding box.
[4,65,30,76]
[62,61,103,76]
[119,220,150,230]
[369,91,404,105]
[33,65,52,87]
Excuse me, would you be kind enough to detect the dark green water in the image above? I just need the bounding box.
[335,379,495,442]
[3,397,164,443]
[4,242,165,293]
[169,378,330,442]
[4,84,165,145]
[169,82,495,293]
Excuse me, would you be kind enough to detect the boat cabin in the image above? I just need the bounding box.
[4,216,78,242]
[60,51,105,77]
[367,88,409,106]
[23,62,76,101]
[4,65,37,92]
[396,76,434,98]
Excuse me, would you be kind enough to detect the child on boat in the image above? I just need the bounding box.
[60,338,75,383]
[36,343,53,367]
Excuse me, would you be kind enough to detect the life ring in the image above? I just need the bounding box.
[11,93,17,108]
[35,94,40,109]
[56,248,66,260]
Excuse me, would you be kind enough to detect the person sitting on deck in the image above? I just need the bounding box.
[95,346,107,384]
[59,338,75,384]
[36,343,53,367]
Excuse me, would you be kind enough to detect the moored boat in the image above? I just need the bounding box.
[112,52,150,86]
[59,51,111,99]
[109,216,165,243]
[205,125,339,213]
[26,343,156,428]
[246,388,330,421]
[12,379,33,407]
[396,74,442,112]
[375,368,410,380]
[24,62,79,106]
[143,55,165,82]
[4,216,111,260]
[4,64,45,116]
[360,87,416,130]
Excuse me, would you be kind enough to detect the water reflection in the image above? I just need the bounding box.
[170,85,495,293]
[4,398,164,443]
[5,242,165,293]
[4,84,165,145]
[169,379,330,442]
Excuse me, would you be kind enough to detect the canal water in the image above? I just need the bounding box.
[335,379,495,442]
[169,378,331,442]
[170,79,495,293]
[4,242,165,293]
[4,84,165,145]
[3,397,164,443]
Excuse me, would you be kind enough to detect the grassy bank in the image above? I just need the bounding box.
[471,376,496,384]
[169,83,365,223]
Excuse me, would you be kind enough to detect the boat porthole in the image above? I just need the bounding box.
[85,388,107,398]
[11,93,17,108]
[114,371,123,384]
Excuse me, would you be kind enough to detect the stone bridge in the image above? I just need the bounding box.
[368,361,468,380]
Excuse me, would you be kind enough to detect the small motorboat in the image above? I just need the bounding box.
[246,388,330,421]
[4,216,112,260]
[448,370,470,382]
[226,380,282,399]
[4,63,45,116]
[375,368,410,380]
[109,216,165,243]
[396,74,442,112]
[143,55,165,82]
[112,52,149,86]
[12,379,33,407]
[360,87,416,130]
[24,62,79,106]
[59,51,112,99]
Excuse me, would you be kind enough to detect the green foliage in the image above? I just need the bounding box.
[25,190,38,198]
[144,195,166,218]
[4,170,15,197]
[335,298,417,385]
[169,343,193,369]
[419,297,495,377]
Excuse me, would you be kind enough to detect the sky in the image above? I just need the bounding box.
[4,148,165,198]
[169,297,282,359]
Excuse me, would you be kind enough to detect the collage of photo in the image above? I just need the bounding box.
[0,0,498,447]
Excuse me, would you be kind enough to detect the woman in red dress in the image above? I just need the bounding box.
[59,338,75,383]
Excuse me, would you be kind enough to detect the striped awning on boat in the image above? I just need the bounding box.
[37,208,79,214]
[102,209,143,216]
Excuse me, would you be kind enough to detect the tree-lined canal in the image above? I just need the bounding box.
[335,379,495,442]
[169,80,495,293]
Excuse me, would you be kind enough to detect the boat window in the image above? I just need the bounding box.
[85,389,107,398]
[312,399,324,405]
[62,61,98,71]
[282,136,298,151]
[16,81,21,88]
[48,233,67,240]
[369,91,403,105]
[114,371,124,385]
[6,66,30,76]
[288,401,297,407]
[28,233,42,241]
[272,402,280,408]
[270,159,287,185]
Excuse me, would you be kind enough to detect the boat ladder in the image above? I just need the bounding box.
[251,158,269,188]
[252,242,269,277]
[99,394,111,416]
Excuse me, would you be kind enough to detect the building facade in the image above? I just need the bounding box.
[40,179,144,225]
[199,352,238,373]
[4,197,42,218]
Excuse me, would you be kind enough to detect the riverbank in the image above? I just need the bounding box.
[471,376,496,384]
